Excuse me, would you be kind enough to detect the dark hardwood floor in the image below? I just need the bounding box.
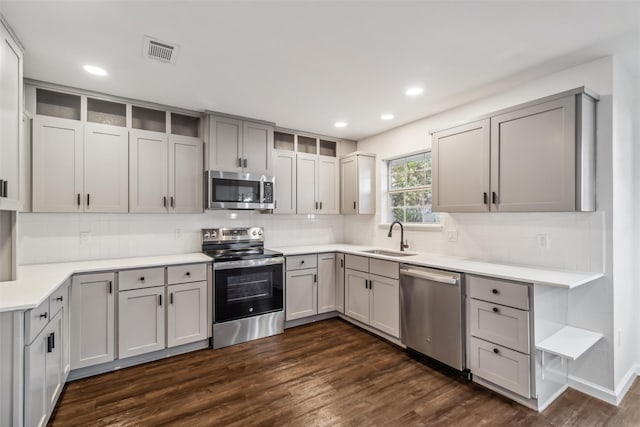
[50,318,640,426]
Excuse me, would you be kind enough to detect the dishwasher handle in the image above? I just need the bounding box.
[400,268,459,285]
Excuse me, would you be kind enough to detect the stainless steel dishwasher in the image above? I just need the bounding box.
[400,264,465,371]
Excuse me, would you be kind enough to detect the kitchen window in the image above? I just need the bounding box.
[386,152,439,224]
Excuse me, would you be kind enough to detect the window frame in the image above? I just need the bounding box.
[382,150,441,228]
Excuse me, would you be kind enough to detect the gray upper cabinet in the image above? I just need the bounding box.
[340,152,376,215]
[207,114,273,175]
[432,119,490,212]
[273,131,296,214]
[0,21,23,211]
[490,96,576,212]
[431,88,597,213]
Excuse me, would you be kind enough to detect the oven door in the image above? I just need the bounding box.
[214,257,284,323]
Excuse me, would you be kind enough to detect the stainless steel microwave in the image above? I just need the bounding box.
[205,171,275,210]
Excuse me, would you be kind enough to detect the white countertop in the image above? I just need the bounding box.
[0,253,212,313]
[272,244,603,289]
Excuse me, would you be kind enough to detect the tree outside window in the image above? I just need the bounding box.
[387,152,439,224]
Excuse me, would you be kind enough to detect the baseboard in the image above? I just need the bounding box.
[568,364,639,407]
[567,374,618,405]
[613,363,640,405]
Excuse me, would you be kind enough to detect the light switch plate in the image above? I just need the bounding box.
[446,229,458,242]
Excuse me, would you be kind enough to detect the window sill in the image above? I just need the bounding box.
[378,223,444,232]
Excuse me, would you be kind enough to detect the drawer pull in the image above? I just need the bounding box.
[493,348,499,354]
[492,307,499,313]
[301,260,305,265]
[39,312,48,320]
[140,276,145,281]
[186,271,191,277]
[56,296,64,302]
[492,289,499,294]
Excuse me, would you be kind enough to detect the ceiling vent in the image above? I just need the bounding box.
[143,36,179,64]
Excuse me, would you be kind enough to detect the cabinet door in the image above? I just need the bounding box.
[432,119,490,212]
[345,269,370,324]
[84,123,129,212]
[318,156,339,214]
[340,156,357,214]
[32,116,83,212]
[285,268,317,320]
[370,274,400,338]
[0,24,23,209]
[317,253,336,314]
[45,310,63,411]
[296,153,318,214]
[129,129,168,213]
[336,253,345,314]
[243,121,273,174]
[118,286,165,358]
[273,150,296,214]
[70,273,115,369]
[490,96,575,212]
[25,331,47,427]
[168,135,203,213]
[208,115,242,172]
[167,281,207,348]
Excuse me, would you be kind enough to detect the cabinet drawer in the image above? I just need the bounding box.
[168,263,207,285]
[468,275,529,310]
[345,254,369,273]
[49,283,68,316]
[469,299,529,353]
[470,337,531,398]
[369,259,399,280]
[25,297,49,345]
[119,267,165,291]
[286,254,317,271]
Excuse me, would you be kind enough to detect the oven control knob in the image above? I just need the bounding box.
[211,231,217,238]
[204,232,210,238]
[258,230,263,236]
[252,230,258,236]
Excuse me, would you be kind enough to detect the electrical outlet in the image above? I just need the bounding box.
[79,232,90,245]
[536,233,549,249]
[174,229,182,240]
[446,229,458,242]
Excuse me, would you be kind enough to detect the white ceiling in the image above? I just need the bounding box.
[2,1,640,140]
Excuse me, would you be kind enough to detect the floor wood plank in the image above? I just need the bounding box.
[49,318,640,426]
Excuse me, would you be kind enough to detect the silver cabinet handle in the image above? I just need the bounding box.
[400,268,458,285]
[243,158,248,168]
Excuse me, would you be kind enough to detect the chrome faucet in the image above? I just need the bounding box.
[387,220,409,252]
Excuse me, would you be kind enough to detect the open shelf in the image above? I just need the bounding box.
[274,131,295,151]
[132,106,166,132]
[36,89,81,120]
[87,98,126,127]
[319,139,337,157]
[297,135,317,154]
[171,113,200,137]
[536,326,602,361]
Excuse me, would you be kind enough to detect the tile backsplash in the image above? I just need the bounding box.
[18,212,345,265]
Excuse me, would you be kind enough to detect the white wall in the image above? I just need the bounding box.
[350,56,616,390]
[611,57,640,387]
[18,212,344,264]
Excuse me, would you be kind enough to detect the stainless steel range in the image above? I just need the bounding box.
[202,227,284,349]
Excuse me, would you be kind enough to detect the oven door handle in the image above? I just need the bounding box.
[213,257,285,270]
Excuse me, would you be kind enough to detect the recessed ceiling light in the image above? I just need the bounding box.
[405,87,423,96]
[334,121,347,128]
[83,65,108,76]
[381,113,395,120]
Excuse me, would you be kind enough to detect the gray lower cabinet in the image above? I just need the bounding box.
[336,253,345,313]
[118,286,165,359]
[167,281,208,348]
[70,273,115,369]
[431,89,596,213]
[467,274,532,398]
[25,297,67,427]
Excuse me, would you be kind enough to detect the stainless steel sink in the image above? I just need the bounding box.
[360,249,417,257]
